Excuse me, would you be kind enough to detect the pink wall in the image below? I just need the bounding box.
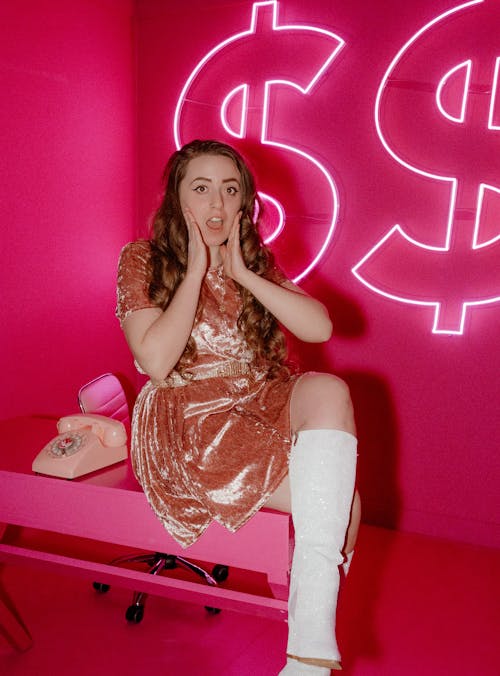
[1,0,498,550]
[135,0,500,548]
[0,0,137,418]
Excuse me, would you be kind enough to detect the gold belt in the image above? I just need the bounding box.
[157,361,253,388]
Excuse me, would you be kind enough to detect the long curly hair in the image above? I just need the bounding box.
[148,139,288,377]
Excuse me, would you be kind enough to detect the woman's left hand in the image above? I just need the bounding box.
[220,211,249,284]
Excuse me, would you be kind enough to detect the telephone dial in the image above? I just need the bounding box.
[32,413,127,479]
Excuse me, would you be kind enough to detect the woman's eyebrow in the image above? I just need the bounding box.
[190,176,240,184]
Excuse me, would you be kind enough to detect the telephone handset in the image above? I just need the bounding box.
[32,413,128,479]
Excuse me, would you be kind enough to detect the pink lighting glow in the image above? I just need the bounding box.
[353,0,500,335]
[489,56,500,129]
[173,1,345,282]
[436,60,471,123]
[474,183,500,248]
[221,85,248,139]
[256,191,285,244]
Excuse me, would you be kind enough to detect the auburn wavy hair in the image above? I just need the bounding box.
[148,139,289,377]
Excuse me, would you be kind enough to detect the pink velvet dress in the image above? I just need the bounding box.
[116,240,299,547]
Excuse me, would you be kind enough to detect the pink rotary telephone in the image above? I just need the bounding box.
[32,414,127,479]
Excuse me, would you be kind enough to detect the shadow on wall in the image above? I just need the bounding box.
[288,279,401,532]
[113,371,145,416]
[346,370,400,531]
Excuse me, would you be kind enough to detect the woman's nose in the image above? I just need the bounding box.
[210,189,223,208]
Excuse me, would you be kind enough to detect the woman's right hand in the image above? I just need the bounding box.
[184,208,207,278]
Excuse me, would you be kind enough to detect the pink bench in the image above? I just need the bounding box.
[0,416,292,646]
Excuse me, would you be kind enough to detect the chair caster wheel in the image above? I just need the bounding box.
[126,604,144,623]
[205,606,222,615]
[163,554,177,569]
[211,564,229,583]
[93,582,110,594]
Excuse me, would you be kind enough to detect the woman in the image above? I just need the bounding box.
[116,139,361,674]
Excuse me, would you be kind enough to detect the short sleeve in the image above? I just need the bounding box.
[116,240,157,324]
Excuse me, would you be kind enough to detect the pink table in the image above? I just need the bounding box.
[0,416,291,647]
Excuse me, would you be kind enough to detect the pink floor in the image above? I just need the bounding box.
[1,524,498,675]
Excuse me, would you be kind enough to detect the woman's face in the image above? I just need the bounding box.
[178,154,243,247]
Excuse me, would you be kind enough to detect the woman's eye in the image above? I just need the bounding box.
[226,186,239,195]
[194,185,207,193]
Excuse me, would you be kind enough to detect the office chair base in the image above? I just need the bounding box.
[92,552,229,623]
[125,604,144,624]
[92,582,110,594]
[205,606,222,615]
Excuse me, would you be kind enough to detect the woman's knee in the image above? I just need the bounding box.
[295,372,351,406]
[291,373,355,434]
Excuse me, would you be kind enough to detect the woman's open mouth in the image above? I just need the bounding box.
[206,217,223,231]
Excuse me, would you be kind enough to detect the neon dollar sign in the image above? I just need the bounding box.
[174,0,345,282]
[353,0,500,334]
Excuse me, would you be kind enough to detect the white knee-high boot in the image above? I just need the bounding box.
[279,429,357,675]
